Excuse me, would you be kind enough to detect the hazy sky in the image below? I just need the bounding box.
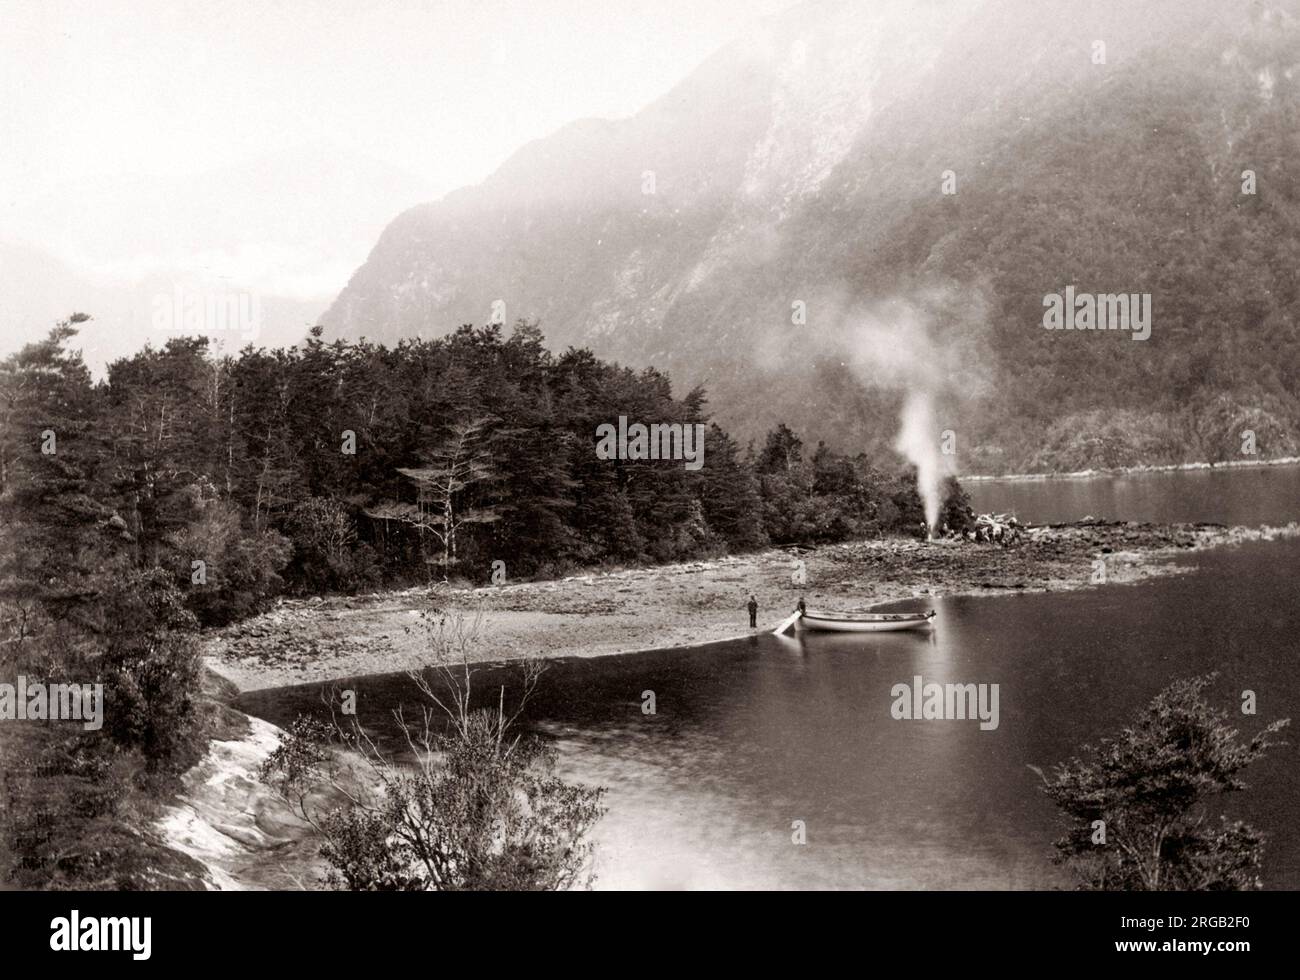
[2,0,793,203]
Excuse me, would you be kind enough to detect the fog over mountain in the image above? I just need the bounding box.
[2,144,434,369]
[324,0,1300,473]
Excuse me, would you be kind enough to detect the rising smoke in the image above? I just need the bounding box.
[818,289,991,534]
[894,389,944,534]
[749,284,991,530]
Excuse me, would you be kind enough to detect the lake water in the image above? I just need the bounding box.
[237,465,1300,890]
[966,463,1300,526]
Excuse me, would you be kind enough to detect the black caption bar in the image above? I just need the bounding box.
[0,889,1284,967]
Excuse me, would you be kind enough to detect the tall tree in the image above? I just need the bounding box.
[104,338,213,567]
[0,318,119,632]
[387,417,501,577]
[699,424,766,549]
[757,423,804,474]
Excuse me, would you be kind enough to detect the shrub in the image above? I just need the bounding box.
[261,611,606,890]
[1041,674,1289,891]
[100,569,207,772]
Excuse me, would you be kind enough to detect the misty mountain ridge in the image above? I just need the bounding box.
[3,143,435,370]
[315,0,1298,472]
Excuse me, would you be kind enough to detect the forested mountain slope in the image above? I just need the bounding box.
[324,0,1300,472]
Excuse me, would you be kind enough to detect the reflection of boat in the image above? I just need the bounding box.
[798,609,935,633]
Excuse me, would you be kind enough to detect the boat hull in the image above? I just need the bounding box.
[798,610,935,633]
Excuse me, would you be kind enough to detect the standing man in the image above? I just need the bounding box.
[747,594,759,629]
[797,596,807,616]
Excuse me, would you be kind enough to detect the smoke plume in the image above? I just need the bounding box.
[894,389,944,533]
[820,288,991,533]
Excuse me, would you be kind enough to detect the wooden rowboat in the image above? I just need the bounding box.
[797,609,935,633]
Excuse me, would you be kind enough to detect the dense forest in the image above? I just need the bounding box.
[2,317,960,627]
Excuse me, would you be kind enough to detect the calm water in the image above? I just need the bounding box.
[238,467,1300,890]
[967,463,1300,526]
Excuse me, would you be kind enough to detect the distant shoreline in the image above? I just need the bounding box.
[963,456,1300,483]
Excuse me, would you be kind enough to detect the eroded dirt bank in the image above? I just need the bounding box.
[153,675,329,890]
[205,521,1299,692]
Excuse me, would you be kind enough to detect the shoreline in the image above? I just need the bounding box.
[963,455,1300,483]
[204,520,1300,693]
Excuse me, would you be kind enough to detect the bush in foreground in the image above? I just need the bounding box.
[261,609,605,890]
[1042,673,1289,891]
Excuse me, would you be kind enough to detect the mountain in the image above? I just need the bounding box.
[0,241,330,372]
[3,144,435,371]
[322,0,1300,473]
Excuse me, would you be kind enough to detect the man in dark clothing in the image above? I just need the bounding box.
[747,594,758,628]
[797,596,807,616]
